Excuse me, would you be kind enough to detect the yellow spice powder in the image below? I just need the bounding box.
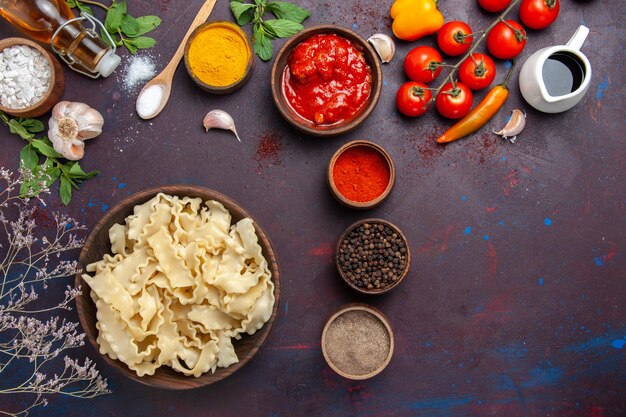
[188,26,249,87]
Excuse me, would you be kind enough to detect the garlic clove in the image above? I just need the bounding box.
[368,33,395,64]
[203,110,241,142]
[65,139,85,161]
[494,109,526,142]
[52,101,70,120]
[75,109,104,140]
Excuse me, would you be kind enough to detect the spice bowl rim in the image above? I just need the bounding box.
[0,37,65,118]
[335,218,411,295]
[327,140,396,210]
[270,24,383,137]
[321,303,395,380]
[183,21,255,95]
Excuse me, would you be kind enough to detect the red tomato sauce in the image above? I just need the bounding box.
[282,33,372,126]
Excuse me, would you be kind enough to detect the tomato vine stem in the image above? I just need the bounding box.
[424,0,522,108]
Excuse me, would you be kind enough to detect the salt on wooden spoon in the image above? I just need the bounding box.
[136,0,217,120]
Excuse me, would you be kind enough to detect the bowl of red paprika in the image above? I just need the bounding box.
[271,25,383,137]
[327,140,395,209]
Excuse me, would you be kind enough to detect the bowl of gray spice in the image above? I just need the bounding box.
[322,304,394,380]
[0,38,64,118]
[336,218,410,294]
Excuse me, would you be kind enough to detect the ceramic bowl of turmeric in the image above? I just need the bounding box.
[184,21,254,94]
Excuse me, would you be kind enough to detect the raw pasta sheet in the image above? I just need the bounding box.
[83,193,275,377]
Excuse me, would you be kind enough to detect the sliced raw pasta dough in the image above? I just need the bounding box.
[83,193,275,377]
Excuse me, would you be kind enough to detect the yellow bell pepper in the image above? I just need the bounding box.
[390,0,445,41]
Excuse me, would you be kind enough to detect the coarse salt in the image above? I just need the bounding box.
[136,84,164,119]
[0,45,51,109]
[120,55,156,92]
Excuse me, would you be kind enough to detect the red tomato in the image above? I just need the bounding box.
[404,46,443,84]
[437,21,473,56]
[487,20,527,59]
[520,0,560,30]
[477,0,512,12]
[396,82,433,117]
[435,82,473,119]
[458,53,497,90]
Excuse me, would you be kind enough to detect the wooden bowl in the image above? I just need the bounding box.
[0,37,64,118]
[183,21,255,94]
[270,25,383,137]
[327,140,395,209]
[75,185,280,389]
[321,304,394,380]
[335,218,410,295]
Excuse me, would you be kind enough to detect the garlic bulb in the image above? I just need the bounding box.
[48,101,104,161]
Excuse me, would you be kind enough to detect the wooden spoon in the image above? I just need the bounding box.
[136,0,217,120]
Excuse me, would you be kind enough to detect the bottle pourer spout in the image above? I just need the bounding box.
[95,50,121,78]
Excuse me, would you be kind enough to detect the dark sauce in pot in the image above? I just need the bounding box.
[541,52,585,97]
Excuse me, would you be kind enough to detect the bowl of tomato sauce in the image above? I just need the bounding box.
[271,25,383,137]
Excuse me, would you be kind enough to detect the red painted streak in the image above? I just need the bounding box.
[307,242,334,257]
[414,225,458,254]
[472,292,512,322]
[503,169,519,197]
[486,206,497,213]
[590,406,606,417]
[440,224,454,252]
[307,242,335,256]
[604,247,617,263]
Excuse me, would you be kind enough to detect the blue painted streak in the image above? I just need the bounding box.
[596,76,609,99]
[405,394,475,411]
[521,361,563,388]
[563,334,617,353]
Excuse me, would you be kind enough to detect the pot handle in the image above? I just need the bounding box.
[566,25,589,51]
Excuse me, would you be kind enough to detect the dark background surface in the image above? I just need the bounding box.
[1,0,624,416]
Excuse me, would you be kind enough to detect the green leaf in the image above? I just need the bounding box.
[45,167,61,187]
[230,1,256,26]
[105,0,127,32]
[60,175,72,205]
[31,139,63,158]
[122,38,138,54]
[77,3,93,15]
[69,161,86,177]
[253,29,273,61]
[124,36,157,53]
[19,145,38,170]
[134,15,162,36]
[262,19,302,38]
[267,2,310,23]
[19,118,45,133]
[8,119,33,140]
[121,14,140,37]
[67,161,98,180]
[254,0,267,6]
[67,0,94,15]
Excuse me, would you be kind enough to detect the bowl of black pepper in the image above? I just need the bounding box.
[336,219,410,295]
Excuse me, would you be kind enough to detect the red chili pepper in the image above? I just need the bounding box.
[436,62,516,144]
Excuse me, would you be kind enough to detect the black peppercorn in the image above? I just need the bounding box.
[337,221,408,291]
